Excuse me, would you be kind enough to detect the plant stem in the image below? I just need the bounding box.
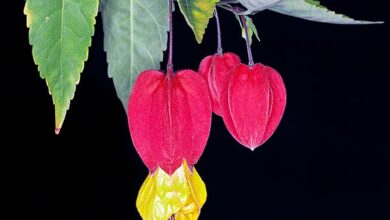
[240,15,254,67]
[167,0,174,74]
[214,8,223,55]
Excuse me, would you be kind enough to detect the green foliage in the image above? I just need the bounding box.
[23,0,382,134]
[237,0,283,14]
[177,0,219,43]
[100,0,169,110]
[236,15,260,45]
[24,0,99,133]
[268,0,383,24]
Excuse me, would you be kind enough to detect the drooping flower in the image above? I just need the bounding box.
[127,69,211,174]
[198,52,240,116]
[128,69,211,219]
[137,160,207,220]
[221,63,287,150]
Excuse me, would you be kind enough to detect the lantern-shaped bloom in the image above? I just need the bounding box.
[137,160,207,220]
[198,53,240,116]
[221,63,287,150]
[128,69,211,220]
[127,69,212,175]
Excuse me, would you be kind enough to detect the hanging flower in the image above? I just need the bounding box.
[221,63,287,150]
[198,52,240,116]
[128,69,211,219]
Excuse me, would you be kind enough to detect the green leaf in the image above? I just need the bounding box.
[247,17,260,43]
[177,0,219,43]
[101,0,169,110]
[235,15,260,45]
[24,0,99,133]
[269,0,383,24]
[237,0,283,14]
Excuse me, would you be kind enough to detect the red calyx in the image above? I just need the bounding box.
[127,70,212,175]
[221,63,287,150]
[198,52,240,116]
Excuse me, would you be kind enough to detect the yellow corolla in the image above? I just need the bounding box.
[136,161,207,220]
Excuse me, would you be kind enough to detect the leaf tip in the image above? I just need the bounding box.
[362,21,385,25]
[195,36,203,44]
[55,108,66,135]
[55,127,61,135]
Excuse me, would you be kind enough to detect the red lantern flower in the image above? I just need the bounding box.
[198,52,240,116]
[221,63,287,150]
[127,69,212,175]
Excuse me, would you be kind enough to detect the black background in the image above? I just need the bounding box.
[5,0,389,219]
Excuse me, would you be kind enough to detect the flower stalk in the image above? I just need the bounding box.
[240,15,254,67]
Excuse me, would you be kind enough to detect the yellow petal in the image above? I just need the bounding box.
[137,161,207,220]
